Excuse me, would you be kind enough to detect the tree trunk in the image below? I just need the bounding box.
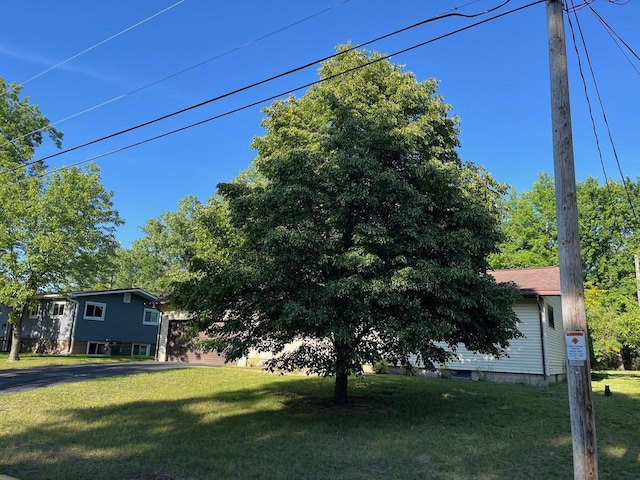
[8,311,23,362]
[333,371,349,405]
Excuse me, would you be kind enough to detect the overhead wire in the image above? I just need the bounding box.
[4,0,354,150]
[564,2,609,185]
[19,0,546,182]
[566,0,639,222]
[564,0,596,13]
[22,0,186,85]
[587,3,640,74]
[9,0,517,174]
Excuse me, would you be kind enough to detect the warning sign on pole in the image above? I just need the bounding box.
[566,331,587,362]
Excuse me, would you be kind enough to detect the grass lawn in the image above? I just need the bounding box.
[0,368,638,480]
[0,353,153,370]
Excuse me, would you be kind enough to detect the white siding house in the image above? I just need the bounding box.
[429,267,566,385]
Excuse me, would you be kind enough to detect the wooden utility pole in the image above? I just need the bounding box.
[546,1,598,478]
[634,254,640,305]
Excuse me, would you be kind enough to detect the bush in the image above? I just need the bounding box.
[372,360,389,374]
[404,362,418,376]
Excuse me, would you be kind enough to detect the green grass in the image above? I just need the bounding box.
[0,353,153,370]
[0,368,638,480]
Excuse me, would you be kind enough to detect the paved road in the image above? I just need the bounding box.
[0,362,201,395]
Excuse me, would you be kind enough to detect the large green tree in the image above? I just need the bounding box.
[173,47,521,403]
[577,177,640,295]
[0,78,122,361]
[489,172,558,269]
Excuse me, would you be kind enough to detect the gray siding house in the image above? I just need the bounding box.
[0,289,161,356]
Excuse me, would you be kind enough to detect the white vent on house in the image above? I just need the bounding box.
[123,292,131,303]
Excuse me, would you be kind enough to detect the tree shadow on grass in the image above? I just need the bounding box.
[0,372,638,480]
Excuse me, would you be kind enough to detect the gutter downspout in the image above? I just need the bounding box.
[67,299,80,355]
[154,311,162,362]
[536,295,548,380]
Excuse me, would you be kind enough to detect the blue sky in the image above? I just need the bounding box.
[2,0,638,247]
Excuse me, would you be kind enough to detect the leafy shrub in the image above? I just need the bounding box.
[372,360,389,374]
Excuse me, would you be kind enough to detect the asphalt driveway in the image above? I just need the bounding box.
[0,362,201,395]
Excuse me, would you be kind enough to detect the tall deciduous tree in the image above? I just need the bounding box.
[577,177,640,295]
[489,172,558,269]
[173,46,521,403]
[0,78,122,361]
[0,78,62,168]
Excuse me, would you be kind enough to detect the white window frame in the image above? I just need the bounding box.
[28,304,41,319]
[142,308,160,326]
[84,302,107,321]
[51,302,66,317]
[86,341,108,355]
[131,343,151,356]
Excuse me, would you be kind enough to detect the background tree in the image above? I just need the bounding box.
[0,78,122,361]
[577,177,640,295]
[105,196,200,296]
[173,46,521,404]
[489,172,558,269]
[586,284,640,370]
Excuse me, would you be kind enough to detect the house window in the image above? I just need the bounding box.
[123,292,131,303]
[86,342,108,355]
[547,305,555,329]
[143,308,160,325]
[131,343,150,356]
[84,302,106,321]
[51,302,65,317]
[28,305,41,318]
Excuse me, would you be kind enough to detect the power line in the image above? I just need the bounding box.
[11,0,517,174]
[20,0,545,182]
[566,0,639,222]
[587,3,640,75]
[21,0,186,85]
[565,3,609,185]
[565,0,596,13]
[3,0,353,150]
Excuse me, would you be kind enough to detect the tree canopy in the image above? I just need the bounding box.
[0,78,122,361]
[173,46,521,403]
[489,172,558,269]
[105,196,200,296]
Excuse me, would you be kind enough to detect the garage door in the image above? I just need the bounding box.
[166,320,227,365]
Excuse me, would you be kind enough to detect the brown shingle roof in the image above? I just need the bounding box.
[489,267,561,297]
